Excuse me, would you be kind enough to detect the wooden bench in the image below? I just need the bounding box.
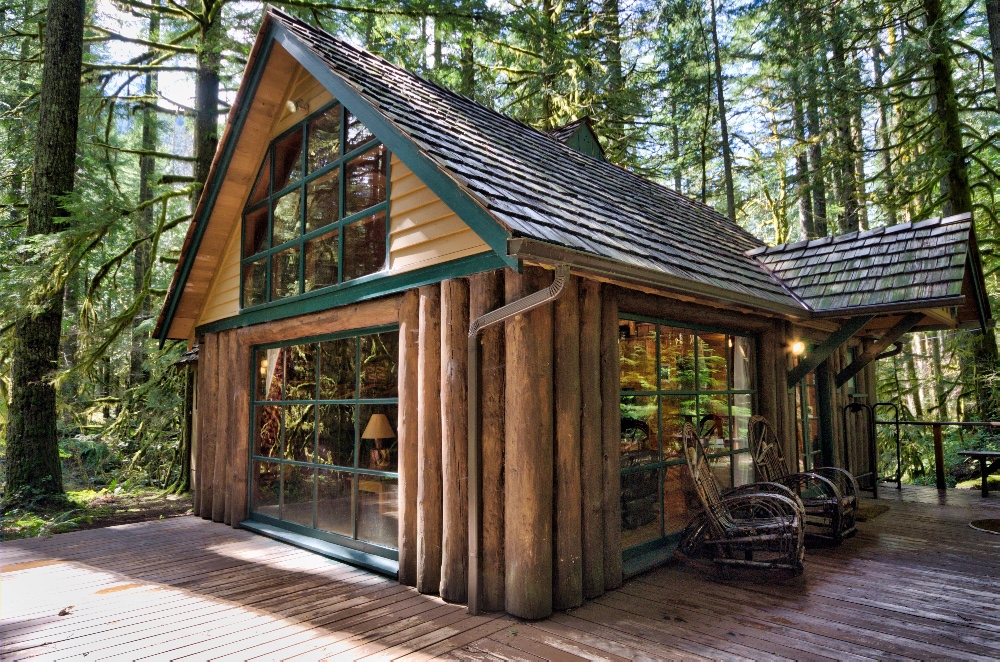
[958,450,1000,497]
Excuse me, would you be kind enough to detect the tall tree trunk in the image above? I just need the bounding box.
[872,43,898,226]
[5,0,85,502]
[804,7,828,236]
[931,331,947,420]
[903,337,923,418]
[709,0,735,220]
[986,0,1000,111]
[193,10,222,196]
[791,73,814,239]
[831,32,859,232]
[671,95,682,191]
[541,0,558,126]
[131,6,159,388]
[460,31,475,98]
[600,0,624,154]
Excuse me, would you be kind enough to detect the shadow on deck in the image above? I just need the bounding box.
[2,484,999,661]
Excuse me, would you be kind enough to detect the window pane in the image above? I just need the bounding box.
[710,454,732,490]
[357,475,397,549]
[273,128,303,191]
[346,110,374,152]
[284,404,315,462]
[285,343,316,401]
[698,332,728,391]
[659,326,695,391]
[360,331,398,398]
[344,144,387,216]
[253,405,281,458]
[734,452,754,487]
[247,153,271,208]
[282,464,314,528]
[731,393,753,452]
[317,468,354,537]
[319,338,357,400]
[342,212,386,281]
[621,468,660,549]
[317,404,356,468]
[698,400,729,452]
[242,259,267,308]
[660,395,695,460]
[359,404,398,472]
[663,464,693,535]
[252,461,280,519]
[305,169,340,233]
[271,246,300,300]
[272,188,302,247]
[304,229,339,292]
[308,104,341,173]
[731,336,755,391]
[621,396,658,467]
[243,206,269,258]
[619,321,657,391]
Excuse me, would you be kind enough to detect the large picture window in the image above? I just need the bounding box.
[618,317,756,561]
[241,102,389,309]
[250,327,399,558]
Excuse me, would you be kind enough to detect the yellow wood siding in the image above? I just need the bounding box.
[198,224,241,325]
[388,156,490,274]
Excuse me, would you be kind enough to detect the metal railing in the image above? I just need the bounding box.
[875,418,1000,490]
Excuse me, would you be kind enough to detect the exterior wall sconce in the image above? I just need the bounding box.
[791,340,806,356]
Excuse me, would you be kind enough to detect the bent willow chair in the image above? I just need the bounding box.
[747,415,859,542]
[680,422,805,575]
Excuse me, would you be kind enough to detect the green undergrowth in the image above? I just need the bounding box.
[956,475,1000,492]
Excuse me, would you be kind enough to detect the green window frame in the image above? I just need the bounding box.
[240,100,391,310]
[248,325,400,560]
[618,315,757,566]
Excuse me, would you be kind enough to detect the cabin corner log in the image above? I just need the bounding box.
[553,275,583,610]
[417,283,444,594]
[601,287,622,590]
[579,279,605,598]
[469,270,506,612]
[215,330,232,525]
[229,334,250,528]
[504,266,554,619]
[440,278,469,603]
[199,332,218,520]
[397,289,420,587]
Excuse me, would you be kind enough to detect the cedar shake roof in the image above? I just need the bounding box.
[747,214,976,313]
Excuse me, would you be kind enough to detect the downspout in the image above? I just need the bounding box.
[467,264,570,615]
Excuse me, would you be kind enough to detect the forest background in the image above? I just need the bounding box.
[2,0,1000,535]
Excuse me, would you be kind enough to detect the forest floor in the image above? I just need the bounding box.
[1,488,192,541]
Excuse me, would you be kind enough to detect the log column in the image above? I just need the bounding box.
[553,275,583,610]
[397,290,420,586]
[229,333,251,527]
[504,266,554,619]
[417,284,443,593]
[579,280,605,598]
[469,270,506,612]
[199,332,218,519]
[600,287,622,590]
[212,331,231,523]
[440,278,470,603]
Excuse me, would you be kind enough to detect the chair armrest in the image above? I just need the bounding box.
[724,481,801,506]
[719,490,805,522]
[811,466,860,499]
[775,472,843,500]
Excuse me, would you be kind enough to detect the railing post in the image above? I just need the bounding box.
[933,423,946,491]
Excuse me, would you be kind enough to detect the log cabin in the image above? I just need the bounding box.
[154,7,994,620]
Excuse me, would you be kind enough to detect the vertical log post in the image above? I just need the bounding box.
[212,331,230,523]
[229,334,250,527]
[579,280,605,598]
[933,423,946,490]
[192,342,205,518]
[397,289,420,586]
[199,333,217,519]
[600,287,622,590]
[417,284,443,593]
[440,278,470,603]
[553,275,583,610]
[504,266,554,619]
[469,270,506,612]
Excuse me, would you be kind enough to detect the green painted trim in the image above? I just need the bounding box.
[197,251,505,336]
[158,30,277,346]
[241,517,399,574]
[271,24,516,270]
[787,315,874,388]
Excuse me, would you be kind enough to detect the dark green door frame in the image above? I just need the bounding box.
[815,359,836,468]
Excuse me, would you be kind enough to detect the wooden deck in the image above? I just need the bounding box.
[3,485,1000,661]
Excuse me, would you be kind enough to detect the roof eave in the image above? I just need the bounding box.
[808,296,968,320]
[507,237,811,319]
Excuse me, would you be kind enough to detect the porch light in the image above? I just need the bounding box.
[791,340,806,356]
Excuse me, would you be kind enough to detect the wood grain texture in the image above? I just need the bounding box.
[397,289,420,587]
[579,279,605,599]
[439,278,470,603]
[228,335,251,528]
[504,266,554,619]
[553,275,583,610]
[617,288,774,334]
[199,332,218,520]
[600,288,622,590]
[468,269,506,612]
[416,284,443,594]
[212,331,231,524]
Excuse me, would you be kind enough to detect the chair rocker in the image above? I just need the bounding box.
[679,422,805,575]
[747,415,859,542]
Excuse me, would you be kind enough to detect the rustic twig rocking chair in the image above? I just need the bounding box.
[680,421,805,575]
[747,415,859,542]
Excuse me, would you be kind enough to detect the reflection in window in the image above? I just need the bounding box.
[618,318,756,555]
[250,328,400,555]
[241,102,389,309]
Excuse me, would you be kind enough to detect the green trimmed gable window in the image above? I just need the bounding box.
[241,102,390,309]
